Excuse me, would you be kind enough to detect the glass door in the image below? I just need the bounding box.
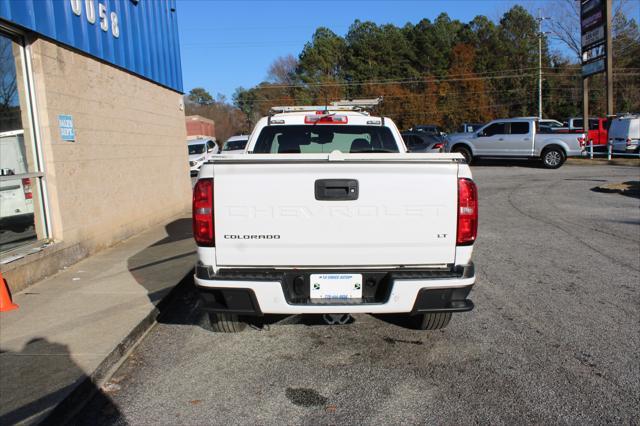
[0,29,48,254]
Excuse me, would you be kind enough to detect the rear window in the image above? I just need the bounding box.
[509,122,529,134]
[252,125,399,154]
[511,121,529,135]
[223,140,248,151]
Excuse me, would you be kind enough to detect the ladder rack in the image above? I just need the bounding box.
[270,97,382,114]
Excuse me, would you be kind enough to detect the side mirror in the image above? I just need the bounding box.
[476,131,484,137]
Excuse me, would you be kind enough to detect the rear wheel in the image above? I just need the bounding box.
[411,312,452,330]
[208,312,247,333]
[453,146,472,164]
[541,147,565,169]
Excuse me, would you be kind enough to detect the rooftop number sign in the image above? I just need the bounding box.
[0,0,183,92]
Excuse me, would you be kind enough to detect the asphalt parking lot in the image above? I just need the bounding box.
[78,163,639,424]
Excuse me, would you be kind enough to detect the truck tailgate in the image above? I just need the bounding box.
[213,156,459,267]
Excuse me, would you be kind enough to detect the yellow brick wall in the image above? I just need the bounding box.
[29,37,191,252]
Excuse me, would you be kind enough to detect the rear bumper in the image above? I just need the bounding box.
[194,264,475,315]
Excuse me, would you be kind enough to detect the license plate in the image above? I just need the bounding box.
[310,274,362,299]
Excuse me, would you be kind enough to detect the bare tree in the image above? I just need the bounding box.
[545,0,634,61]
[0,37,18,108]
[266,54,298,85]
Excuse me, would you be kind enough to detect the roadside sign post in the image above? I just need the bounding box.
[580,0,613,158]
[605,0,613,116]
[583,77,589,156]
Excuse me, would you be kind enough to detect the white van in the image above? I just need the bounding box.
[0,131,34,223]
[609,115,640,154]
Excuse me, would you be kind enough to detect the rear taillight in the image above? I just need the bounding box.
[457,178,478,246]
[626,138,632,145]
[577,136,586,147]
[22,178,33,200]
[433,143,444,150]
[193,179,214,246]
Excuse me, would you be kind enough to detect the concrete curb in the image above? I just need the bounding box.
[42,270,193,425]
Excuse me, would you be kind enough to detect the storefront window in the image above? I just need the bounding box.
[0,30,46,253]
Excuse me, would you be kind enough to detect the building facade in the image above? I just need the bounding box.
[186,115,216,141]
[0,0,191,291]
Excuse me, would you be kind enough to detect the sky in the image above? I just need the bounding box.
[176,0,551,100]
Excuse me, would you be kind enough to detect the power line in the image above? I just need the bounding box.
[235,88,602,108]
[251,72,540,90]
[238,70,638,90]
[235,81,639,105]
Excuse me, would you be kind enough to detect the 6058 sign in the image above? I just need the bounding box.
[70,0,120,38]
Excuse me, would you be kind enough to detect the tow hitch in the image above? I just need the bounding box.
[322,314,352,325]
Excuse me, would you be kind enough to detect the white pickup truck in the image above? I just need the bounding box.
[193,103,478,332]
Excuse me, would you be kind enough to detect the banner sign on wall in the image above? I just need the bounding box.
[58,115,75,142]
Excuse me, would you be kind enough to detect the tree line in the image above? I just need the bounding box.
[187,3,639,137]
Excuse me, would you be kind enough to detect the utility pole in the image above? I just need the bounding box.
[536,10,549,120]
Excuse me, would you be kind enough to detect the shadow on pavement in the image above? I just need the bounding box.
[470,159,541,168]
[150,218,193,247]
[72,218,196,422]
[1,218,197,424]
[591,181,640,199]
[126,217,196,304]
[371,314,424,329]
[0,338,122,425]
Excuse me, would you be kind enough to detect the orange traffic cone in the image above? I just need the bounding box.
[0,271,18,312]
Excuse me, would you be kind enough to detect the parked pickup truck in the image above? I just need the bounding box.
[446,118,585,168]
[193,103,478,333]
[553,117,608,151]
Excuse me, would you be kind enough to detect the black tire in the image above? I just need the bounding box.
[453,146,473,164]
[540,147,565,169]
[208,312,247,333]
[410,312,452,330]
